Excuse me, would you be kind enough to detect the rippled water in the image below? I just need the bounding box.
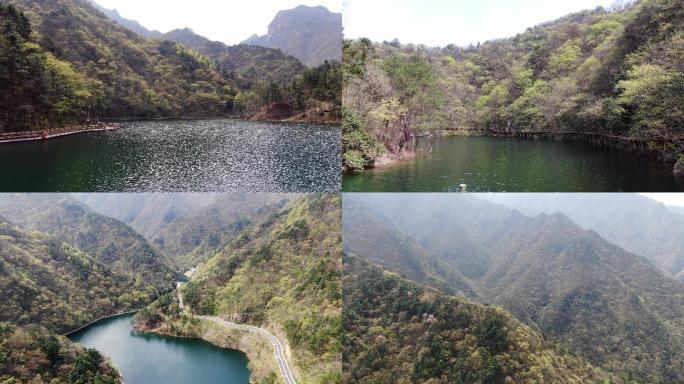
[343,136,684,192]
[0,119,340,192]
[69,314,250,384]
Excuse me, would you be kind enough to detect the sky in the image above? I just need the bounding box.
[343,0,617,47]
[641,194,684,208]
[94,0,342,45]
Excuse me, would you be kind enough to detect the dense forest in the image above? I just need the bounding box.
[343,194,684,383]
[342,0,684,172]
[0,195,178,333]
[0,0,341,133]
[0,323,120,384]
[343,254,610,383]
[136,194,342,384]
[0,194,177,294]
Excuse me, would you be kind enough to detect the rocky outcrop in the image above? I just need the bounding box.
[675,155,684,178]
[243,5,342,66]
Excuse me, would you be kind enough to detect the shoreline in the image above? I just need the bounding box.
[0,116,339,145]
[63,309,140,337]
[135,316,276,384]
[0,123,120,144]
[352,130,683,175]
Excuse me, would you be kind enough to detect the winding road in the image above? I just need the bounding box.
[176,282,296,384]
[200,316,298,384]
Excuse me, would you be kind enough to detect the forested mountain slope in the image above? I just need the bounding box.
[343,0,684,171]
[343,254,611,384]
[3,0,238,128]
[244,5,342,66]
[162,27,305,87]
[72,193,217,239]
[342,198,479,298]
[138,194,342,383]
[480,193,684,281]
[0,217,149,333]
[152,194,296,269]
[0,323,120,383]
[343,194,684,383]
[0,194,177,293]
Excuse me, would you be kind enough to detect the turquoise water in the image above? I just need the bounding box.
[69,314,250,384]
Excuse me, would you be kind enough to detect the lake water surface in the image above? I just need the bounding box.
[343,136,684,192]
[69,314,250,384]
[0,119,340,192]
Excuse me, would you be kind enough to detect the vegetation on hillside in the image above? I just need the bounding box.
[0,194,177,295]
[136,194,342,384]
[0,217,150,334]
[343,254,610,384]
[0,323,120,384]
[343,194,684,383]
[0,3,96,133]
[151,194,294,269]
[1,0,341,133]
[342,0,684,171]
[479,193,684,281]
[2,0,238,131]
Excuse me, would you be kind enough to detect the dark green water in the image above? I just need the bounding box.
[343,136,684,192]
[69,314,250,384]
[0,119,340,192]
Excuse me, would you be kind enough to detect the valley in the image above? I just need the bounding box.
[0,193,342,384]
[343,193,684,383]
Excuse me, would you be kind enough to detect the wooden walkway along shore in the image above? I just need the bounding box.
[486,128,684,153]
[0,123,120,144]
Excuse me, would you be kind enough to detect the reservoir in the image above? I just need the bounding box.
[69,314,250,384]
[0,119,340,192]
[343,136,684,192]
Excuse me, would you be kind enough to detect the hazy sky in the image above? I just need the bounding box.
[641,194,684,208]
[343,0,616,47]
[94,0,342,45]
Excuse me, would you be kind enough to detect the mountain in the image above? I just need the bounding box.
[0,216,147,333]
[243,5,342,67]
[344,194,684,383]
[342,196,479,298]
[152,194,296,269]
[479,193,684,281]
[0,194,177,293]
[161,27,306,87]
[72,193,217,238]
[4,0,238,123]
[136,194,342,383]
[343,254,610,383]
[87,0,163,38]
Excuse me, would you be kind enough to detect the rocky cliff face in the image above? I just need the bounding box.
[243,5,342,66]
